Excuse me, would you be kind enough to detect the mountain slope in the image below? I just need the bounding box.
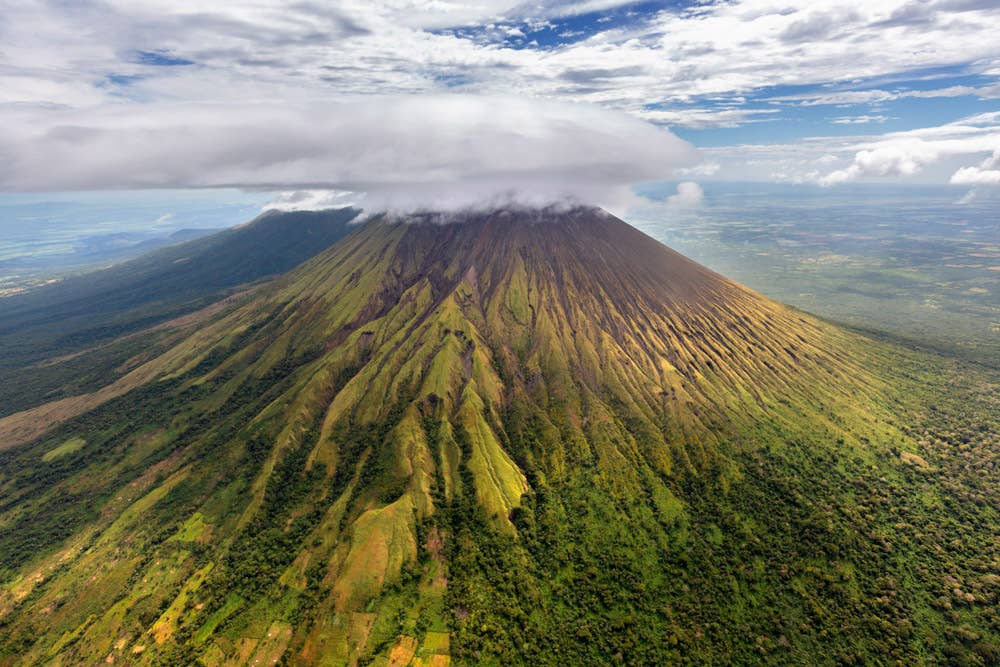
[0,226,221,278]
[0,207,360,418]
[0,207,361,368]
[0,207,996,665]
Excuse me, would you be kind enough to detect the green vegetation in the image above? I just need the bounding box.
[40,436,86,462]
[0,207,360,417]
[632,187,1000,367]
[0,207,996,665]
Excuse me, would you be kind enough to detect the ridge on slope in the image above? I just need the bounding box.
[0,207,361,372]
[0,206,996,666]
[0,207,361,420]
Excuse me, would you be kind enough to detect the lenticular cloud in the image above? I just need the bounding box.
[0,95,700,210]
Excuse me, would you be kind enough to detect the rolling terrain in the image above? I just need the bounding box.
[0,207,360,418]
[0,206,996,665]
[632,183,1000,366]
[0,227,221,288]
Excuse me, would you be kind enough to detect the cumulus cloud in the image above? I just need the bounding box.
[814,113,1000,186]
[819,144,935,185]
[695,111,1000,186]
[951,167,1000,185]
[665,182,704,208]
[950,149,1000,185]
[0,95,699,210]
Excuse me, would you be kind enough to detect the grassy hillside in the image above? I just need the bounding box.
[0,207,360,417]
[0,207,996,665]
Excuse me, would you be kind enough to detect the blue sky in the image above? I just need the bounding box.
[1,0,998,209]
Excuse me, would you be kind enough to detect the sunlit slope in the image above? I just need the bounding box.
[0,207,361,382]
[0,207,996,665]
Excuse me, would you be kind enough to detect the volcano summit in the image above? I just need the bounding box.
[0,207,996,665]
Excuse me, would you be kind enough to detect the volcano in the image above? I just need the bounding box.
[0,207,996,665]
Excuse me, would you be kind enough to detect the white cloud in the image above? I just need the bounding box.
[665,181,704,208]
[676,162,721,177]
[778,89,900,106]
[586,0,1000,108]
[950,149,1000,185]
[264,190,358,211]
[0,95,698,210]
[815,113,1000,186]
[636,107,781,129]
[770,84,1000,108]
[951,168,1000,185]
[364,0,640,29]
[3,0,999,122]
[819,144,933,185]
[832,115,889,125]
[1,0,999,199]
[689,112,1000,186]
